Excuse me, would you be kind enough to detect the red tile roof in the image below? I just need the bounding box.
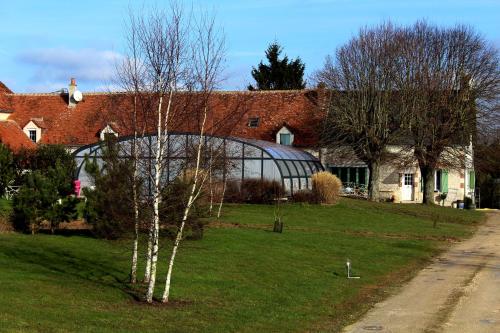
[28,118,47,129]
[0,82,325,149]
[0,120,36,151]
[0,81,12,94]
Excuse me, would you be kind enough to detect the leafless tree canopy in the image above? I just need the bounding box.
[314,22,401,201]
[394,21,499,203]
[106,2,240,303]
[315,21,499,203]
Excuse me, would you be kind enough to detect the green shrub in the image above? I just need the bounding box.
[12,171,77,234]
[160,174,209,240]
[82,139,136,239]
[15,145,76,196]
[0,143,15,197]
[311,171,342,204]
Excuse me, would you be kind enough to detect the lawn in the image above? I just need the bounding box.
[0,197,12,218]
[0,199,483,332]
[0,198,12,232]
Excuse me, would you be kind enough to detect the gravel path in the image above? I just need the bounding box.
[342,211,500,333]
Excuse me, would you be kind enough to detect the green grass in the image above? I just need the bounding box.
[0,199,483,332]
[76,200,86,219]
[0,198,12,218]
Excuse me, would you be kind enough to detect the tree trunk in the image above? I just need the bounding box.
[130,228,138,284]
[216,177,227,219]
[143,226,153,283]
[421,166,435,204]
[145,93,165,303]
[145,210,159,302]
[162,107,207,303]
[130,121,139,284]
[367,160,381,202]
[161,196,192,303]
[208,167,213,215]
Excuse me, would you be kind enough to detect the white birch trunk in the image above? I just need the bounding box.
[161,107,208,303]
[208,167,213,215]
[216,176,227,219]
[143,224,153,283]
[130,97,139,284]
[130,158,139,284]
[130,211,139,283]
[146,88,174,302]
[145,93,164,303]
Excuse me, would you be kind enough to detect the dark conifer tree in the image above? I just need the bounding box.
[248,42,306,90]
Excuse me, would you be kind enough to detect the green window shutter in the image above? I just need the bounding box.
[280,133,291,145]
[469,171,475,189]
[441,170,448,193]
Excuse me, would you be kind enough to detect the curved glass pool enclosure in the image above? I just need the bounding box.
[73,133,324,195]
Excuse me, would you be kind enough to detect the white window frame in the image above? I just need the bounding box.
[23,120,42,143]
[28,129,37,143]
[404,173,413,186]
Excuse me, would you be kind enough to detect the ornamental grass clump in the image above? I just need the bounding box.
[311,171,342,204]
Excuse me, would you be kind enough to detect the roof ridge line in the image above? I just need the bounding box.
[7,89,314,96]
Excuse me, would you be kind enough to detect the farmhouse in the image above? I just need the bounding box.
[0,79,475,206]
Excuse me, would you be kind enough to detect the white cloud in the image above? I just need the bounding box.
[16,47,123,89]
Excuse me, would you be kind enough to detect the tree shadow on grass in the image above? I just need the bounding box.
[0,238,143,301]
[37,229,94,237]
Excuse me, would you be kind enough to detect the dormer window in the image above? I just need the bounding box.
[248,117,260,128]
[23,120,43,143]
[280,133,291,145]
[276,126,294,146]
[100,124,118,141]
[28,130,37,143]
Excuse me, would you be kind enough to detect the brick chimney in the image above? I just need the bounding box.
[68,78,77,108]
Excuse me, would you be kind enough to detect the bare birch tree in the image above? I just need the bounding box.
[119,4,190,303]
[161,11,225,303]
[115,10,150,284]
[116,2,232,303]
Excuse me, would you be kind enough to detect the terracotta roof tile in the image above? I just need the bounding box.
[3,89,325,149]
[0,81,13,94]
[0,120,36,151]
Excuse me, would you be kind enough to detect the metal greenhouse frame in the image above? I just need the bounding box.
[73,133,324,195]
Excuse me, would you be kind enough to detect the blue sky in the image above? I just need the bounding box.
[0,0,498,92]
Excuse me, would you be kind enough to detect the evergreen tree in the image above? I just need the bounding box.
[0,143,15,197]
[83,138,136,239]
[13,171,57,233]
[12,144,78,234]
[13,170,76,234]
[33,145,76,196]
[248,42,306,90]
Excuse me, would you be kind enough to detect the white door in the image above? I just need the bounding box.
[402,173,414,201]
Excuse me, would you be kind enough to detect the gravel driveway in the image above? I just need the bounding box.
[342,211,500,333]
